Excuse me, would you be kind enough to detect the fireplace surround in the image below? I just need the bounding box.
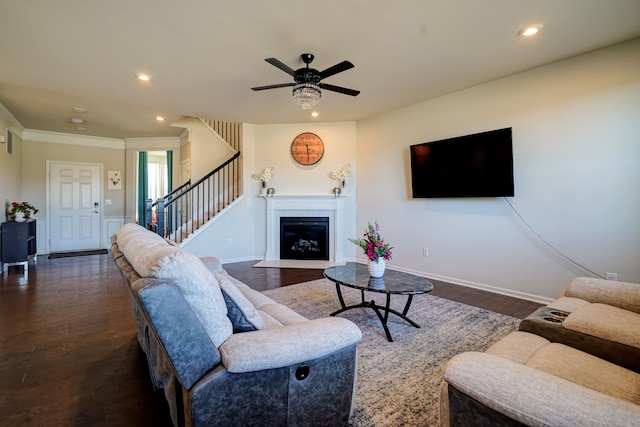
[263,195,346,264]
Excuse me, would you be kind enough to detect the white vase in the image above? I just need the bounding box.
[14,211,25,222]
[368,258,386,278]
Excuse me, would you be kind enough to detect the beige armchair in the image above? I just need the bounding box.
[519,277,640,372]
[440,331,640,427]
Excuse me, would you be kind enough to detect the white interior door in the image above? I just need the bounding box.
[49,162,102,252]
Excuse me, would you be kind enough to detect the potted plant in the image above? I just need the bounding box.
[7,201,39,222]
[349,221,393,277]
[330,163,352,193]
[251,167,274,196]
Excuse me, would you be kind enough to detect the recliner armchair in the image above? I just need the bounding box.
[519,277,640,372]
[440,277,640,426]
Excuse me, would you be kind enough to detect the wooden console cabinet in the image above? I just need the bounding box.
[1,220,37,273]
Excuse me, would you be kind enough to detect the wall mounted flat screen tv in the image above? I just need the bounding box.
[410,127,514,198]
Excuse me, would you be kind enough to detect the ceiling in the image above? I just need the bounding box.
[1,0,639,139]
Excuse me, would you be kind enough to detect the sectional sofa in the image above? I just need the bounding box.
[111,223,362,427]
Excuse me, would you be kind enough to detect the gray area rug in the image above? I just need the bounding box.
[263,279,520,427]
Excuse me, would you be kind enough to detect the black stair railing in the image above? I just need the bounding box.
[146,151,241,241]
[145,180,190,235]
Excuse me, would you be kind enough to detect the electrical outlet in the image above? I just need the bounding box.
[605,272,618,281]
[227,238,232,246]
[422,248,429,257]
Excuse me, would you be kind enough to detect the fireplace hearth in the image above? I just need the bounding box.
[280,217,329,261]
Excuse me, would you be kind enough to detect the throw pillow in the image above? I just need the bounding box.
[117,226,233,346]
[214,272,265,332]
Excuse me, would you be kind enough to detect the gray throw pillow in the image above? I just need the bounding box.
[214,272,265,332]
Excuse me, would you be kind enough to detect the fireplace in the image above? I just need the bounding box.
[280,217,329,260]
[263,195,346,264]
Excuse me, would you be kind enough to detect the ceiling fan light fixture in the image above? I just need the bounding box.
[293,83,321,109]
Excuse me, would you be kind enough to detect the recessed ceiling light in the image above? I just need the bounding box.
[76,127,87,131]
[155,116,165,122]
[69,117,85,124]
[519,25,542,38]
[72,107,87,113]
[137,73,151,82]
[310,112,319,118]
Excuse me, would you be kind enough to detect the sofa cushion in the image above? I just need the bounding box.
[257,303,308,327]
[565,277,640,314]
[145,249,232,347]
[563,303,640,349]
[213,272,265,332]
[200,256,224,273]
[115,222,166,249]
[237,284,275,310]
[484,330,550,364]
[117,225,233,347]
[526,342,640,405]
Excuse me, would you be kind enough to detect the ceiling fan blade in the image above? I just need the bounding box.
[264,58,296,77]
[251,83,296,91]
[318,83,360,96]
[318,61,354,80]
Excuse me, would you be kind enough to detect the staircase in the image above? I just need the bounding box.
[146,119,242,243]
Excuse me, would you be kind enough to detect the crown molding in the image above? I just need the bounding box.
[124,136,182,150]
[22,129,126,149]
[0,103,25,137]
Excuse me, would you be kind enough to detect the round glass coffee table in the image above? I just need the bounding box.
[323,263,433,342]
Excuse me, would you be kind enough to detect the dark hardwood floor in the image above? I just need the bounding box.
[0,255,541,426]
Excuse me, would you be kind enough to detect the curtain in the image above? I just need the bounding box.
[137,151,148,227]
[166,150,173,192]
[166,150,173,232]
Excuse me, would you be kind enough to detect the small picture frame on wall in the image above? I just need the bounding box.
[108,170,122,190]
[6,128,13,154]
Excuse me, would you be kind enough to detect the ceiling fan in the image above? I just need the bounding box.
[251,53,360,109]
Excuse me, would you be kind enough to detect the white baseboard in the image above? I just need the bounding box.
[220,255,263,264]
[386,264,554,305]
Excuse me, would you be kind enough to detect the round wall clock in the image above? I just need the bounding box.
[291,132,324,166]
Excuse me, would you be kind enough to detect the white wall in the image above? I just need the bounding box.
[357,39,640,301]
[0,104,24,213]
[184,121,358,262]
[182,123,257,260]
[170,117,236,182]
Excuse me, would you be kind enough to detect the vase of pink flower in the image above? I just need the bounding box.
[349,221,393,277]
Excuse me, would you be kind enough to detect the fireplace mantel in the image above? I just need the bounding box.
[263,195,346,263]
